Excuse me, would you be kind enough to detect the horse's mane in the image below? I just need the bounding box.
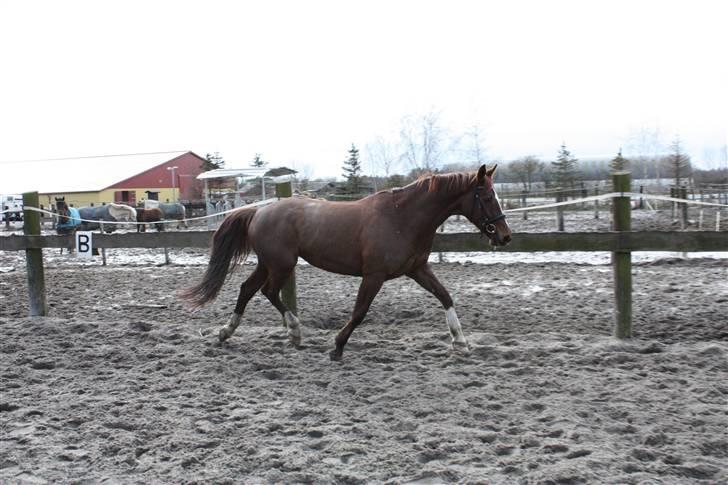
[416,171,478,194]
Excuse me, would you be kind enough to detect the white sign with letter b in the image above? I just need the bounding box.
[75,231,93,259]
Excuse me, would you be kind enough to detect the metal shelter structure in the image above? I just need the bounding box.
[196,167,297,228]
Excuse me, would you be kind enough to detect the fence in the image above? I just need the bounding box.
[2,173,727,340]
[497,182,727,231]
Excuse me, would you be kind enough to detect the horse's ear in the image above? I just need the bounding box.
[477,165,487,183]
[486,164,498,178]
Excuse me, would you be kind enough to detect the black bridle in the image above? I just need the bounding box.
[474,185,506,236]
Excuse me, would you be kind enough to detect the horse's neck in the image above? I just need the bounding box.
[395,183,466,233]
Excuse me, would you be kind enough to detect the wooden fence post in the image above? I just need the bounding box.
[639,185,644,210]
[22,192,48,316]
[521,190,528,220]
[679,187,688,228]
[612,172,631,338]
[275,179,298,317]
[556,189,565,232]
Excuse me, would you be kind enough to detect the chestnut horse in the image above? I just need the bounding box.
[181,165,511,361]
[136,208,165,232]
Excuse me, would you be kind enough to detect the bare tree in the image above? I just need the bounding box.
[365,136,399,178]
[509,155,544,190]
[294,164,315,192]
[627,126,664,180]
[464,123,487,165]
[399,110,446,172]
[702,144,728,170]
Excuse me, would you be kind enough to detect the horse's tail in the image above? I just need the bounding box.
[179,208,257,308]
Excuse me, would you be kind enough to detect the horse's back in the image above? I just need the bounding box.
[78,206,104,220]
[249,196,387,275]
[159,203,185,219]
[108,203,136,221]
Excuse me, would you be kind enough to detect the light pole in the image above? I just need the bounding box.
[167,166,179,203]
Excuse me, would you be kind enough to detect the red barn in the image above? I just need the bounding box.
[108,151,208,205]
[1,151,208,208]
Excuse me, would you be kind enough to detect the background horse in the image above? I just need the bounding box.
[78,203,136,232]
[55,197,136,233]
[181,165,512,361]
[55,197,81,235]
[145,200,187,228]
[136,208,165,232]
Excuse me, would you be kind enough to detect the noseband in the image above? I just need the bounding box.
[474,185,506,235]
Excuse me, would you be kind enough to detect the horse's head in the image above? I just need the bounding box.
[462,165,512,247]
[55,196,69,216]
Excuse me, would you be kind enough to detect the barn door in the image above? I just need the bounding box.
[113,190,135,205]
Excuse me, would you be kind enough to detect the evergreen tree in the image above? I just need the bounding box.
[250,153,268,168]
[664,136,692,187]
[609,148,629,172]
[201,152,226,193]
[202,152,225,171]
[342,144,363,193]
[551,143,580,189]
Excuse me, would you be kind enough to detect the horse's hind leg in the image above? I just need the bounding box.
[260,268,302,347]
[219,265,268,342]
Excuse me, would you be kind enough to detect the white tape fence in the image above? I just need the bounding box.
[2,192,727,227]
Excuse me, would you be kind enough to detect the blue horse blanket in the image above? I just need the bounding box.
[57,207,81,229]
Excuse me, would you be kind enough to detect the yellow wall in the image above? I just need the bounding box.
[41,188,180,209]
[40,192,102,209]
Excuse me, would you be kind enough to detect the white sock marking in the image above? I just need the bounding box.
[229,312,242,326]
[226,312,242,331]
[284,311,301,339]
[220,312,243,340]
[446,307,467,345]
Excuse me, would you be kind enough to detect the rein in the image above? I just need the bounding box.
[474,185,506,236]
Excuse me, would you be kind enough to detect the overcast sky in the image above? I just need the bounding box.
[1,0,726,178]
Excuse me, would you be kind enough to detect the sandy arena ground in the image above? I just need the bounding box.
[1,209,727,484]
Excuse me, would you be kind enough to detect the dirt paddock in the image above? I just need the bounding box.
[1,254,727,483]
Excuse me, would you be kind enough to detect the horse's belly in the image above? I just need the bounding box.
[299,246,363,276]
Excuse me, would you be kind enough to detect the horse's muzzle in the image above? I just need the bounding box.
[491,232,512,247]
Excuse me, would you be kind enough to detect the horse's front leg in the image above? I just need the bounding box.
[330,273,385,361]
[407,264,469,352]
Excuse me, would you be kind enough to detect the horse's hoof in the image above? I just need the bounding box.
[329,349,343,361]
[218,327,232,342]
[452,341,471,354]
[288,335,302,348]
